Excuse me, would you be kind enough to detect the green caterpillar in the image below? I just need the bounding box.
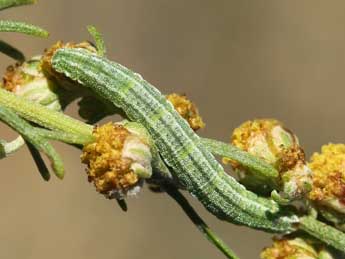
[51,48,298,233]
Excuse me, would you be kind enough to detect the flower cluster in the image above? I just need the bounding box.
[2,56,62,111]
[225,119,312,201]
[308,144,345,211]
[166,93,205,131]
[261,236,333,259]
[307,144,345,230]
[81,122,153,199]
[41,41,97,86]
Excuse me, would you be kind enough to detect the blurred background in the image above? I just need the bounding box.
[1,0,345,258]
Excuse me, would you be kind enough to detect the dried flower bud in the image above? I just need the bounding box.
[261,237,334,259]
[2,56,62,111]
[226,119,312,200]
[166,93,205,131]
[308,144,345,225]
[41,41,97,91]
[40,41,116,121]
[81,122,152,199]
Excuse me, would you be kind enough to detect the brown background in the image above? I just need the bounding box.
[1,1,345,258]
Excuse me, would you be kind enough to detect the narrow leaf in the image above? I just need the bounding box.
[0,20,49,38]
[0,0,35,11]
[300,216,345,253]
[87,25,106,56]
[116,199,128,212]
[0,105,64,179]
[0,40,25,61]
[201,137,279,178]
[26,141,51,181]
[36,139,64,179]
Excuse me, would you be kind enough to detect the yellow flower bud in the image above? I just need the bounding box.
[308,144,345,218]
[261,237,333,259]
[227,119,312,200]
[2,56,62,111]
[166,93,205,131]
[41,41,97,90]
[81,122,152,199]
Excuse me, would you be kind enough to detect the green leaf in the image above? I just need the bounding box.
[0,40,25,61]
[0,20,49,38]
[0,0,35,11]
[0,88,94,139]
[26,141,51,181]
[0,105,64,179]
[300,216,345,253]
[116,199,127,212]
[87,25,106,56]
[200,137,279,178]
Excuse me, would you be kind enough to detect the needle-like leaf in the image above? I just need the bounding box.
[87,25,106,56]
[0,40,25,61]
[26,141,51,181]
[201,137,279,178]
[0,20,49,37]
[0,0,35,11]
[0,105,64,179]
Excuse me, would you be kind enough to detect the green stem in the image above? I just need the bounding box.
[299,216,345,253]
[165,184,239,259]
[200,137,279,179]
[0,88,93,140]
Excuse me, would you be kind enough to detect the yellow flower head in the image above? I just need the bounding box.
[81,122,152,199]
[41,41,97,89]
[166,93,205,131]
[2,56,61,111]
[226,119,311,200]
[231,119,303,170]
[261,237,332,259]
[308,144,345,213]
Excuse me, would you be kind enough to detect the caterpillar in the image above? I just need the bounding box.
[51,48,298,233]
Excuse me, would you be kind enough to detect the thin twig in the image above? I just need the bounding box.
[164,184,240,259]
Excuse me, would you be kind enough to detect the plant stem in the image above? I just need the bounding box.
[299,216,345,254]
[0,88,93,140]
[201,137,279,179]
[164,184,240,259]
